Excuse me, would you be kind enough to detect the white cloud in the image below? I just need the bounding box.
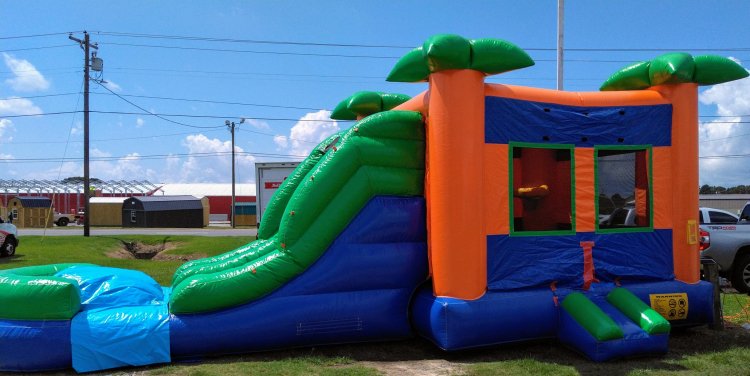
[136,118,144,127]
[244,118,270,130]
[275,110,339,158]
[698,62,750,186]
[169,133,255,183]
[70,121,83,135]
[3,53,50,92]
[273,135,288,149]
[0,119,13,141]
[24,161,78,180]
[102,80,122,92]
[0,97,42,116]
[0,153,17,177]
[89,148,158,181]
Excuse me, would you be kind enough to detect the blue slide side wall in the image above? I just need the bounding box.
[170,196,428,358]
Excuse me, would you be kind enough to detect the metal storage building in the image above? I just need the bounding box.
[122,195,208,228]
[90,197,128,226]
[699,194,750,214]
[6,196,54,228]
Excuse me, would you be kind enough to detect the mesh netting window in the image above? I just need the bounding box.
[597,148,651,230]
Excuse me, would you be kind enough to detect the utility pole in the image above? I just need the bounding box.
[556,0,565,90]
[69,32,98,237]
[226,118,245,228]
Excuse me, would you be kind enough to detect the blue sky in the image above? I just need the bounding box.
[1,1,748,186]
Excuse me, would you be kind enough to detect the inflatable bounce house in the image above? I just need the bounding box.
[0,35,747,372]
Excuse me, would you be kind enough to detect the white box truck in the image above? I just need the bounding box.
[255,162,300,227]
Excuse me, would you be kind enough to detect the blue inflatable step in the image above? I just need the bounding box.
[558,295,668,362]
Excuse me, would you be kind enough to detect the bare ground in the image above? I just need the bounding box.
[105,240,206,262]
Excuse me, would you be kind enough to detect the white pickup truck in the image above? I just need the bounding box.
[700,204,750,292]
[0,221,18,257]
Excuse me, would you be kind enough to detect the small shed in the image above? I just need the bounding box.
[90,197,129,226]
[7,196,54,228]
[234,202,257,226]
[122,195,207,228]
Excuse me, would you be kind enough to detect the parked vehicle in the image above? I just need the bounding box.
[0,219,18,257]
[700,203,750,292]
[53,209,85,226]
[699,207,738,224]
[255,162,300,227]
[600,206,739,228]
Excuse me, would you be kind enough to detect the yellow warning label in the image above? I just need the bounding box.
[650,293,688,320]
[687,220,698,245]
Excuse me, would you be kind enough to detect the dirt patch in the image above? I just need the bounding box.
[359,359,465,376]
[105,241,206,262]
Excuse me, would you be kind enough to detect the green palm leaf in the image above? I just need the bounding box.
[330,91,411,120]
[601,53,748,91]
[387,34,534,83]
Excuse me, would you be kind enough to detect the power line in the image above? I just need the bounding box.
[0,32,83,40]
[93,31,750,52]
[0,92,81,100]
[0,150,307,164]
[91,91,323,111]
[0,44,76,53]
[94,80,225,129]
[700,153,750,160]
[94,31,412,49]
[1,110,349,123]
[102,42,401,59]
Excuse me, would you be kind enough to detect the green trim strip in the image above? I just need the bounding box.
[607,287,671,335]
[562,292,624,341]
[170,111,425,314]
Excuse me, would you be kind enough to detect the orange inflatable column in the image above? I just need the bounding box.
[653,84,700,283]
[427,69,486,299]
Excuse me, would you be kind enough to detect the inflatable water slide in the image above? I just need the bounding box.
[0,35,746,373]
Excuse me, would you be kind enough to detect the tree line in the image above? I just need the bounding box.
[700,185,750,194]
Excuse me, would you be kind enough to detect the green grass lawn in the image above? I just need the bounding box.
[3,236,750,376]
[1,235,252,285]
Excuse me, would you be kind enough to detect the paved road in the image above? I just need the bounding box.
[18,225,258,237]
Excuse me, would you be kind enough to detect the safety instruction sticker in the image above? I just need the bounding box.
[649,293,688,320]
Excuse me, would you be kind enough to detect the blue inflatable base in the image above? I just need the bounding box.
[411,280,713,355]
[411,285,558,351]
[0,319,71,372]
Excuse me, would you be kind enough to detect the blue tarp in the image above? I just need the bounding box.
[55,266,166,310]
[55,266,171,372]
[70,305,170,372]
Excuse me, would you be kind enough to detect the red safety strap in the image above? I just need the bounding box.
[549,281,559,306]
[580,241,599,290]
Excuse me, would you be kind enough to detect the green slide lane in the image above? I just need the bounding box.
[169,110,425,314]
[171,132,342,286]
